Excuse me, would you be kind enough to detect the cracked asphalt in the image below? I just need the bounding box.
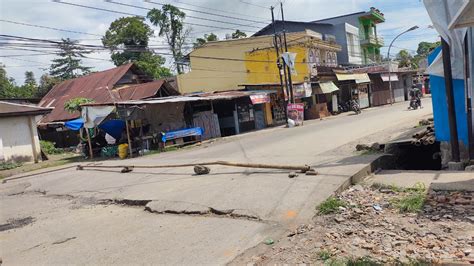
[0,99,433,265]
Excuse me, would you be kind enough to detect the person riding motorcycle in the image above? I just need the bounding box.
[409,86,422,109]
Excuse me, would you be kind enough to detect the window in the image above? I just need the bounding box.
[347,33,357,57]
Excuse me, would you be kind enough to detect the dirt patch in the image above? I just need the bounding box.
[0,217,35,232]
[249,185,474,264]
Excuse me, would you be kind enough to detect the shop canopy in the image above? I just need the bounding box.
[335,73,371,84]
[380,73,399,82]
[316,82,340,94]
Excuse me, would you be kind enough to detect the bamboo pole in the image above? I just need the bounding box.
[125,120,133,158]
[77,160,312,172]
[85,128,94,159]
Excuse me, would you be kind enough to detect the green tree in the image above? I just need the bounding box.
[37,74,60,98]
[102,16,171,79]
[193,33,218,48]
[396,49,414,69]
[147,5,191,74]
[0,65,35,98]
[0,65,17,98]
[64,97,94,114]
[416,41,441,57]
[50,38,92,80]
[231,30,247,39]
[24,71,37,87]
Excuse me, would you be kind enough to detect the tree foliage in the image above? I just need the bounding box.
[50,38,92,80]
[396,49,414,68]
[147,5,191,74]
[64,97,94,114]
[37,74,60,98]
[0,65,36,98]
[24,71,37,87]
[193,33,218,48]
[416,41,441,57]
[231,30,247,39]
[102,16,171,79]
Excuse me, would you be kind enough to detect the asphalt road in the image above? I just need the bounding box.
[0,98,433,265]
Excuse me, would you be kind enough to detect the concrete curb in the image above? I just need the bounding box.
[334,154,394,194]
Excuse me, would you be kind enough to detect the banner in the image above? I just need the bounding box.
[249,94,271,104]
[287,103,304,126]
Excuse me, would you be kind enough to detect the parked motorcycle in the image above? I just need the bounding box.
[349,99,361,114]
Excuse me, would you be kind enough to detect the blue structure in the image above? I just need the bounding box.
[428,46,470,164]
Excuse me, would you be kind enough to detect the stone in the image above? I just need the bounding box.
[288,172,298,178]
[353,208,364,214]
[334,216,345,223]
[464,249,472,256]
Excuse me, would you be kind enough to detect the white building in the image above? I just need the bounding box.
[0,102,52,163]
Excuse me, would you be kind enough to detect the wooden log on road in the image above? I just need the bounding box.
[77,161,313,173]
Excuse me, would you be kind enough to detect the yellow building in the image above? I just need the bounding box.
[177,30,341,94]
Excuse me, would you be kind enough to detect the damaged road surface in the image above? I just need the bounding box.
[0,100,433,264]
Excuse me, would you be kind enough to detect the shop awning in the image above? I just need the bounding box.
[335,73,355,81]
[335,73,371,83]
[317,82,340,94]
[380,73,399,82]
[353,73,371,83]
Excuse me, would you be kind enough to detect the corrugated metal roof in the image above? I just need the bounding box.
[0,101,52,117]
[39,63,134,123]
[116,80,166,100]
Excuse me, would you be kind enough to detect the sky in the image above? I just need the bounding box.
[0,0,440,85]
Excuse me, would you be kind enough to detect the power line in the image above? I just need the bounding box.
[56,0,256,32]
[238,0,269,10]
[0,19,103,37]
[106,0,261,30]
[170,0,269,21]
[144,0,268,25]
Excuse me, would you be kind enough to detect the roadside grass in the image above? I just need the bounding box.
[0,161,23,171]
[0,153,83,180]
[317,250,332,261]
[40,140,64,155]
[371,182,427,213]
[318,196,347,215]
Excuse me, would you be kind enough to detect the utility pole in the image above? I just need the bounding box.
[280,1,294,103]
[271,6,285,102]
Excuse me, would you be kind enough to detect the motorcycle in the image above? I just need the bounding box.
[349,99,361,114]
[409,96,421,110]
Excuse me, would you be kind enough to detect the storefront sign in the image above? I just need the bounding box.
[293,82,312,99]
[249,94,271,104]
[287,103,304,126]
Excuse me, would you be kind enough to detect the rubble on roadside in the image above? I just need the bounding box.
[251,184,474,264]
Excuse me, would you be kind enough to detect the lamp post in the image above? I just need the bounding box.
[387,26,419,104]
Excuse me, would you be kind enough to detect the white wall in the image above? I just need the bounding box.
[345,23,363,65]
[0,115,41,163]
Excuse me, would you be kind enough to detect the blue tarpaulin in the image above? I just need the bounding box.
[161,127,203,142]
[64,118,84,131]
[99,120,126,140]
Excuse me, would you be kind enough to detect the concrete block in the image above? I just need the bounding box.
[448,161,465,171]
[465,165,474,171]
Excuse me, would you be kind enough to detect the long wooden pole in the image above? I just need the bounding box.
[85,128,94,159]
[125,120,133,158]
[77,160,311,172]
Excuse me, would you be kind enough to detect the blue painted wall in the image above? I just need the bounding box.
[428,47,469,145]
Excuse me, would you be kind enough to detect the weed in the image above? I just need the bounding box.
[318,196,347,215]
[318,250,332,261]
[0,161,23,171]
[390,183,427,213]
[346,256,380,266]
[40,140,64,155]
